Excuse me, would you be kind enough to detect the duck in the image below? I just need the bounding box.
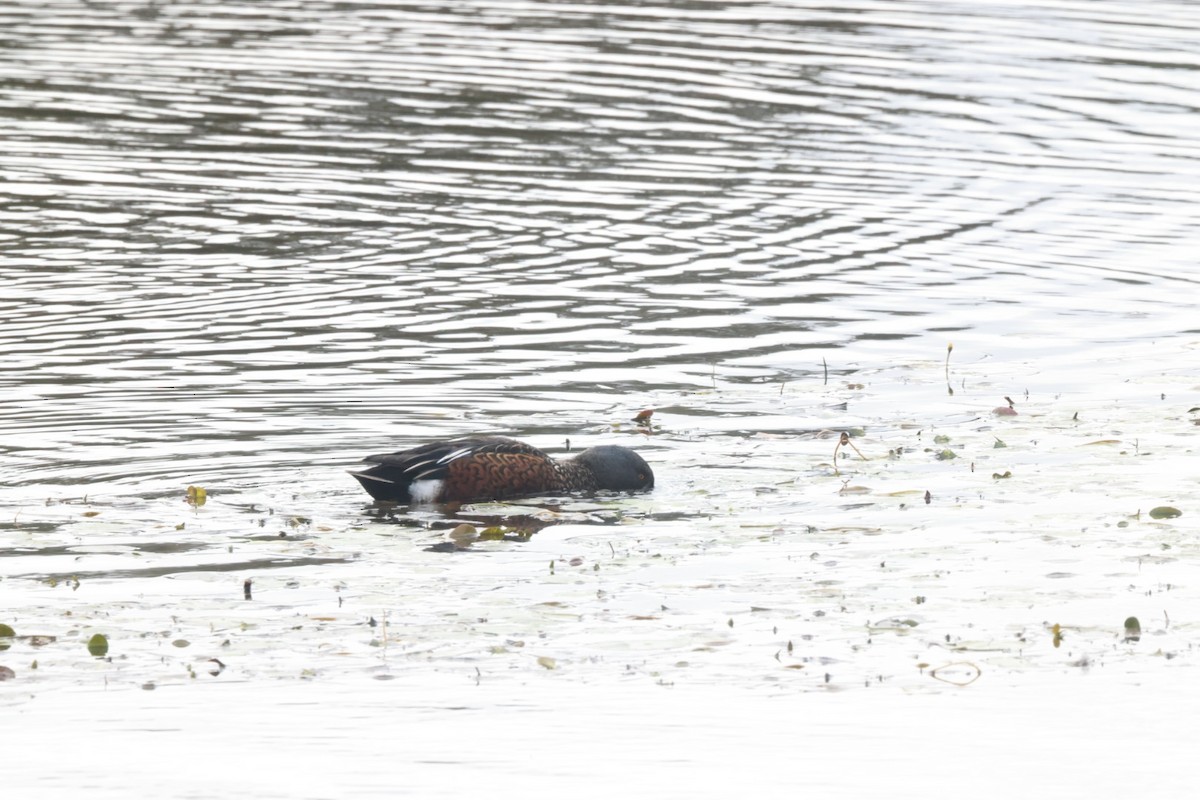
[350,436,654,504]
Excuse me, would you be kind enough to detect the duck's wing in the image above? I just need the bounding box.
[353,437,563,503]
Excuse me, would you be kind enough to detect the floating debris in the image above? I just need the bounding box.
[87,633,109,657]
[186,485,207,507]
[993,396,1018,416]
[1149,506,1182,519]
[930,661,980,686]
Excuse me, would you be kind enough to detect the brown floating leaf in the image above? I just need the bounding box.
[633,409,654,423]
[82,510,100,518]
[0,665,15,681]
[993,407,1018,416]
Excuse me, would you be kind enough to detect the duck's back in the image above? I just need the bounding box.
[351,436,563,503]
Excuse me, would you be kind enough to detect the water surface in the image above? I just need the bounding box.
[2,0,1199,795]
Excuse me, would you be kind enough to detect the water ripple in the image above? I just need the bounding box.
[1,0,1198,492]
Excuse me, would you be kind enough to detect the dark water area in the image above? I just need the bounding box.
[2,2,1200,794]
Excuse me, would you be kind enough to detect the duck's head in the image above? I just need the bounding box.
[574,445,655,492]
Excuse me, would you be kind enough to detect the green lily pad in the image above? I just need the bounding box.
[87,633,109,657]
[0,624,14,652]
[1149,506,1182,519]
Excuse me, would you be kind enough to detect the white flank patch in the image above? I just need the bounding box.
[409,479,444,504]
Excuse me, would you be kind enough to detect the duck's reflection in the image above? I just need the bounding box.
[363,500,638,551]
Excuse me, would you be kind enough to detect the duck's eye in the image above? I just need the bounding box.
[637,472,646,481]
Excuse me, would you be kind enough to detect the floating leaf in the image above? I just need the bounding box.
[87,633,109,657]
[82,510,100,518]
[929,661,980,686]
[935,449,958,460]
[933,434,951,444]
[1149,506,1182,519]
[993,407,1018,416]
[186,485,207,507]
[993,437,1007,449]
[1124,616,1141,642]
[0,665,15,681]
[448,523,478,548]
[632,409,654,423]
[536,656,557,670]
[0,624,14,652]
[992,471,1012,479]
